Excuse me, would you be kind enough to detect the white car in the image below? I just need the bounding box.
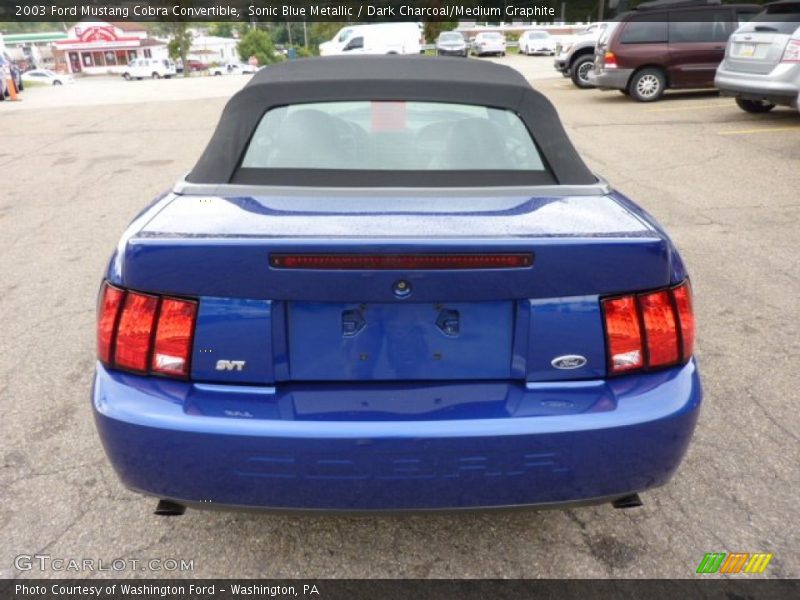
[471,32,506,57]
[122,58,176,80]
[519,30,557,56]
[21,69,74,86]
[210,63,257,76]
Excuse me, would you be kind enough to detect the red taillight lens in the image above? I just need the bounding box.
[113,291,159,372]
[151,298,197,377]
[602,280,695,375]
[602,296,644,373]
[672,281,695,361]
[639,290,679,367]
[270,253,533,270]
[781,39,800,63]
[604,51,617,68]
[98,282,197,379]
[97,283,125,364]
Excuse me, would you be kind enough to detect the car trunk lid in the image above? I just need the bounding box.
[120,190,673,383]
[726,30,795,74]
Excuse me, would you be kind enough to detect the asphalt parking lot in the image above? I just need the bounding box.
[1,55,798,579]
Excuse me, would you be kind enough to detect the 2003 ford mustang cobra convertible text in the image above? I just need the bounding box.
[93,56,701,514]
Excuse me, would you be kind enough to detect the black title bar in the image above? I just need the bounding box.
[2,579,800,600]
[0,0,774,22]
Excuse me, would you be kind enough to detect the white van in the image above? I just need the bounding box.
[122,58,177,80]
[319,23,423,56]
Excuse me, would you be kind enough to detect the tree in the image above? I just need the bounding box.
[207,22,235,38]
[205,22,249,39]
[424,21,459,44]
[270,22,308,47]
[165,23,193,77]
[237,29,279,67]
[309,22,347,48]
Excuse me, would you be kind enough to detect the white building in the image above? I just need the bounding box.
[187,35,239,65]
[54,22,168,75]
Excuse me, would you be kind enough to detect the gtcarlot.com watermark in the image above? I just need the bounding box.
[14,554,194,572]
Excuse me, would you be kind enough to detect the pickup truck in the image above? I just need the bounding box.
[209,62,257,76]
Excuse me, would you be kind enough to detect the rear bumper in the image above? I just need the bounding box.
[93,362,702,511]
[473,47,505,56]
[526,48,555,55]
[437,48,467,57]
[588,68,634,90]
[715,65,800,107]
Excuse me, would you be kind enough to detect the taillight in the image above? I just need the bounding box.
[97,282,125,364]
[114,292,159,372]
[602,280,695,375]
[151,298,197,377]
[781,39,800,63]
[639,290,679,367]
[96,282,197,379]
[270,253,533,270]
[604,51,618,69]
[603,296,644,373]
[672,281,695,361]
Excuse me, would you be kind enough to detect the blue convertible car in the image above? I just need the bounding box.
[93,56,700,514]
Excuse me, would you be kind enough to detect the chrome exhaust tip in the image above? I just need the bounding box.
[611,494,643,509]
[154,499,186,516]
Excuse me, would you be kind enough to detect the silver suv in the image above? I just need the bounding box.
[715,0,800,113]
[553,24,605,88]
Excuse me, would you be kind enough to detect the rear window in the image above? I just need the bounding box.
[740,4,800,34]
[239,101,547,176]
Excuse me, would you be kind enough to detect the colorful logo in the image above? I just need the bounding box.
[696,552,773,574]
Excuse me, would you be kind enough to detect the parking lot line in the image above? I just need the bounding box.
[718,125,800,135]
[645,102,733,113]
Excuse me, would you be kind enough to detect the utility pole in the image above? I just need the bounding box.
[599,0,605,21]
[303,21,308,48]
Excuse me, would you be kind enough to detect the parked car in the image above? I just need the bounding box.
[715,0,800,113]
[588,0,761,101]
[21,69,74,86]
[436,31,469,57]
[210,62,257,76]
[471,32,506,56]
[93,56,700,514]
[554,24,607,88]
[519,30,557,56]
[319,23,424,56]
[177,59,209,73]
[122,58,177,80]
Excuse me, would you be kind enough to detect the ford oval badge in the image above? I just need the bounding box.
[551,355,587,370]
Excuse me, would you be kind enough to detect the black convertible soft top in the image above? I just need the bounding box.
[187,56,596,187]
